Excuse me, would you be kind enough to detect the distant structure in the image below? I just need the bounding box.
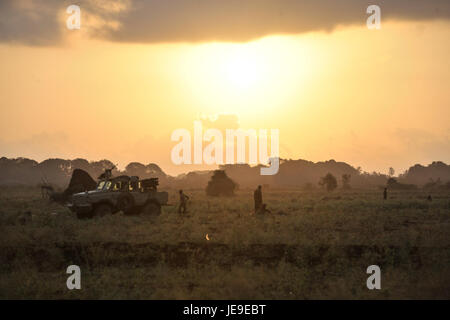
[206,170,237,197]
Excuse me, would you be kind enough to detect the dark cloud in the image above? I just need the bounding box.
[0,0,63,45]
[1,0,450,45]
[0,0,124,46]
[108,0,450,43]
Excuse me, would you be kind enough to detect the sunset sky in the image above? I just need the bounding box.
[0,0,449,175]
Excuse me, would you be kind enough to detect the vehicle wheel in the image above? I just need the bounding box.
[117,194,135,215]
[76,210,94,220]
[142,202,161,216]
[94,203,112,217]
[124,207,140,216]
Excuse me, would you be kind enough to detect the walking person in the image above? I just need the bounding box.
[178,189,189,214]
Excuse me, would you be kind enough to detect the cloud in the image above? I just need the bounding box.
[108,0,450,43]
[0,0,130,46]
[0,0,63,45]
[1,0,450,45]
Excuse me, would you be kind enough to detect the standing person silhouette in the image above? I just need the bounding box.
[383,187,388,200]
[254,185,263,213]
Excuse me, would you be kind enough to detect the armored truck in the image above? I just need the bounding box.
[68,175,168,219]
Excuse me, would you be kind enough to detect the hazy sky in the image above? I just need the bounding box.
[0,0,449,175]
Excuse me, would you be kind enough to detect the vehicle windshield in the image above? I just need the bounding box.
[96,181,106,190]
[96,181,112,190]
[104,181,112,190]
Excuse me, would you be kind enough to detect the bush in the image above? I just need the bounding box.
[319,173,338,192]
[206,170,237,197]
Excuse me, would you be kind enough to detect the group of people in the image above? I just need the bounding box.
[178,186,434,214]
[177,185,271,215]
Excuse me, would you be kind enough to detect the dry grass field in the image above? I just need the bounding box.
[0,186,449,299]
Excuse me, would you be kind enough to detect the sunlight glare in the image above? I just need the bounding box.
[223,49,263,89]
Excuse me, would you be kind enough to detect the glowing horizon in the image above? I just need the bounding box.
[0,20,449,176]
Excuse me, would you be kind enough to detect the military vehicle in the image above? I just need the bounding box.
[68,173,168,219]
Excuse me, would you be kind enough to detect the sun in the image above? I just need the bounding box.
[223,50,263,89]
[177,36,318,115]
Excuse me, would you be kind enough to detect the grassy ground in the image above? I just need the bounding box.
[0,186,449,299]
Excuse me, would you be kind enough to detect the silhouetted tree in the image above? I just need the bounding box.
[125,162,147,177]
[342,174,351,189]
[319,173,338,192]
[387,177,417,190]
[389,167,395,177]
